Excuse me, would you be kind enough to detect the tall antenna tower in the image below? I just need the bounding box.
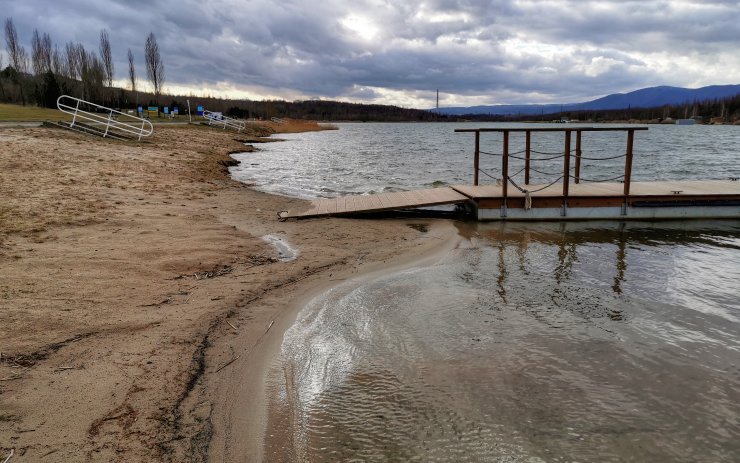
[436,89,439,111]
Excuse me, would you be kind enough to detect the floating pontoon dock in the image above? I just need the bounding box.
[283,127,740,221]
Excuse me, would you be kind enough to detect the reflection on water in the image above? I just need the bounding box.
[264,221,740,462]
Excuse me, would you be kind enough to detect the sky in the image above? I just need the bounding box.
[2,0,740,109]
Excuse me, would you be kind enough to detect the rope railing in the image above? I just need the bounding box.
[577,152,627,161]
[509,175,564,194]
[457,126,648,214]
[478,168,501,182]
[509,152,564,161]
[530,148,564,156]
[528,166,564,177]
[570,173,626,183]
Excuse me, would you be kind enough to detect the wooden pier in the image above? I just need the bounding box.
[284,187,469,218]
[283,127,740,221]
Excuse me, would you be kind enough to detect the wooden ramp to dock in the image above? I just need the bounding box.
[283,187,470,219]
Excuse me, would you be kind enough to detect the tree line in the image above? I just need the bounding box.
[0,17,447,122]
[1,17,164,110]
[455,95,740,124]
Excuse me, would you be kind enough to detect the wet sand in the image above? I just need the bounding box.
[0,124,456,461]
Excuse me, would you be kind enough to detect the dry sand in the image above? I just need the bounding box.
[0,123,459,461]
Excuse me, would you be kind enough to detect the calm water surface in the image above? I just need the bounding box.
[229,123,740,462]
[265,222,740,462]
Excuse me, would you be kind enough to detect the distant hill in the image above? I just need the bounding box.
[438,85,740,116]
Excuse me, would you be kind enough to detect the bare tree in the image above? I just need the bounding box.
[51,44,63,76]
[64,42,79,80]
[77,44,105,101]
[31,29,52,75]
[16,45,28,74]
[31,29,42,74]
[5,19,28,104]
[99,29,113,87]
[127,48,137,102]
[4,18,26,72]
[145,32,164,104]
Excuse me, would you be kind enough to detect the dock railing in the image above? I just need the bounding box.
[455,126,648,212]
[56,95,154,141]
[203,110,246,132]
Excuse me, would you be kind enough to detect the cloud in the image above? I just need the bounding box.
[3,0,740,107]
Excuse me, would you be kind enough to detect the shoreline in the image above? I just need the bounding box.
[0,123,462,461]
[205,219,462,462]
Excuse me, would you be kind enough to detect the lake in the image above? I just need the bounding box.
[230,123,740,462]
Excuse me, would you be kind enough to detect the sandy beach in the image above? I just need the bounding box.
[0,123,458,461]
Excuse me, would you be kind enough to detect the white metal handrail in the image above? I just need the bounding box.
[203,110,246,132]
[56,95,154,141]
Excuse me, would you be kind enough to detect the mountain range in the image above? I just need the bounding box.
[437,84,740,116]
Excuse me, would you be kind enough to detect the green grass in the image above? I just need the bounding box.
[0,103,72,122]
[0,103,191,123]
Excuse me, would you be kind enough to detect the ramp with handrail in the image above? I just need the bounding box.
[203,110,246,132]
[56,95,154,141]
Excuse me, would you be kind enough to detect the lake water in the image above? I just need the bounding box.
[230,122,740,199]
[229,123,740,462]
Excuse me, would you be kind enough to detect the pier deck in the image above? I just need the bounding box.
[283,180,740,220]
[283,127,739,221]
[283,187,469,218]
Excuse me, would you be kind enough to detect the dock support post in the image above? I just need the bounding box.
[525,130,531,185]
[574,130,582,184]
[562,130,571,216]
[474,130,480,186]
[562,130,571,197]
[623,129,635,196]
[502,131,509,217]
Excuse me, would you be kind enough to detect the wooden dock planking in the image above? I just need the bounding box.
[284,187,470,218]
[283,181,739,219]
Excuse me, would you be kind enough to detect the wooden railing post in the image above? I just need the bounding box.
[474,130,480,186]
[525,130,531,185]
[563,130,571,198]
[574,130,582,184]
[502,130,509,201]
[624,129,635,196]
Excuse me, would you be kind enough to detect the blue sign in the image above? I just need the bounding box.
[173,106,179,114]
[196,105,204,116]
[148,106,158,112]
[164,107,169,114]
[137,106,143,113]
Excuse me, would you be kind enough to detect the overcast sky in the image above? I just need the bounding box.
[3,0,740,108]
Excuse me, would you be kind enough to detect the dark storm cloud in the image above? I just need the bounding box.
[3,0,740,106]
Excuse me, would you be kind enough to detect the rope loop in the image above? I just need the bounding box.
[576,152,627,161]
[570,173,625,183]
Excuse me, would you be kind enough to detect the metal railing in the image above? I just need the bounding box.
[56,95,154,141]
[203,110,246,132]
